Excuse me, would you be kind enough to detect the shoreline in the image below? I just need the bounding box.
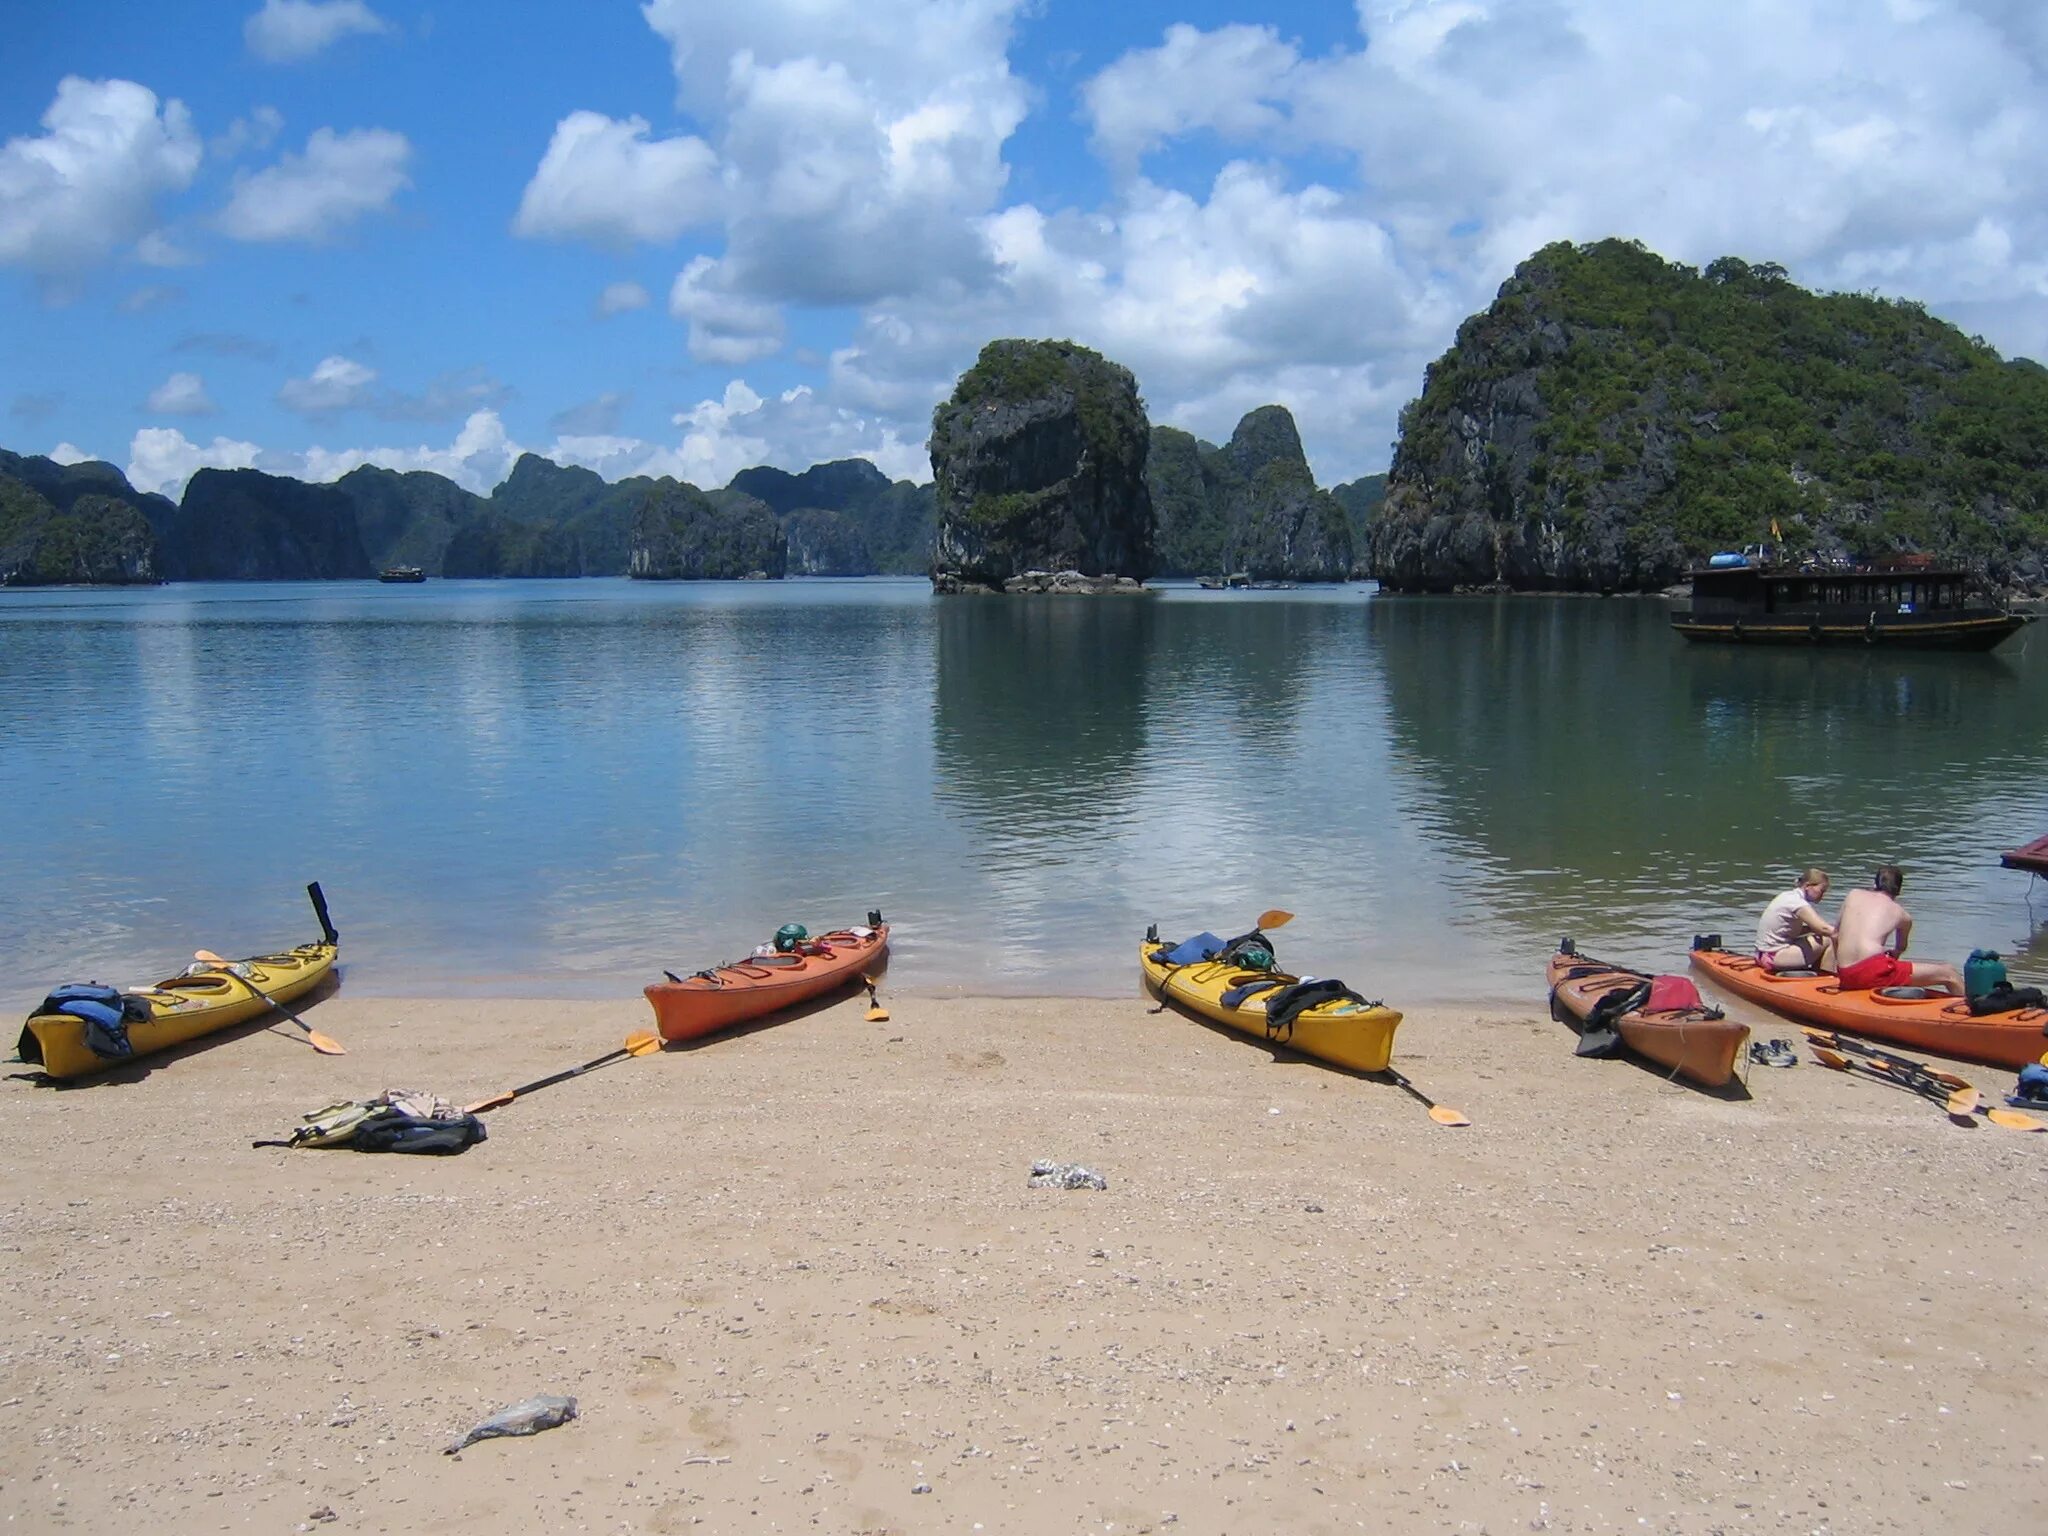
[5,992,2041,1534]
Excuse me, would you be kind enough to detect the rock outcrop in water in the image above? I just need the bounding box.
[1148,407,1354,581]
[332,464,485,576]
[730,459,936,575]
[629,483,786,579]
[1369,237,2048,592]
[166,468,370,580]
[0,451,167,585]
[929,340,1154,593]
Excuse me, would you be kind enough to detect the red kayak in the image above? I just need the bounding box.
[1547,944,1749,1088]
[644,917,888,1043]
[2002,834,2048,876]
[1691,946,2048,1069]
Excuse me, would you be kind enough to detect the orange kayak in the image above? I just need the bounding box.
[644,920,888,1043]
[1547,946,1749,1088]
[1690,947,2048,1069]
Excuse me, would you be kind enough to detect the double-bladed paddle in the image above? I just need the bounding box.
[1805,1036,2042,1128]
[1146,909,1296,1009]
[194,948,345,1055]
[464,1030,663,1113]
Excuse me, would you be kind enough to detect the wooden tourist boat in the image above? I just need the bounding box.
[17,884,340,1080]
[1546,942,1749,1088]
[1690,945,2048,1069]
[1139,925,1402,1072]
[1670,555,2025,650]
[644,915,888,1043]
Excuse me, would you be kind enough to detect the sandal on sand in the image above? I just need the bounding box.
[1749,1039,1798,1068]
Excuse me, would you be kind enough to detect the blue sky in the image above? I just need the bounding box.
[5,0,2047,499]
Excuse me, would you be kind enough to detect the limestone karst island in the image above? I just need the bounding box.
[5,240,2045,600]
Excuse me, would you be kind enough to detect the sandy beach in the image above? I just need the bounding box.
[3,983,2043,1535]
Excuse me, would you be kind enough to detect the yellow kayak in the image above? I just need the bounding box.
[18,886,339,1081]
[1139,929,1403,1072]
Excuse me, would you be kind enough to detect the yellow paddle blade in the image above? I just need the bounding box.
[1811,1046,1850,1070]
[625,1030,662,1057]
[194,949,230,966]
[1985,1107,2047,1131]
[862,976,889,1022]
[1256,909,1295,930]
[1944,1084,1980,1116]
[1428,1103,1471,1127]
[305,1029,347,1056]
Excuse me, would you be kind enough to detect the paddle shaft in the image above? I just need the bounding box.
[465,1032,661,1113]
[1374,1067,1470,1126]
[1801,1028,1974,1094]
[1809,1045,1976,1114]
[195,948,344,1055]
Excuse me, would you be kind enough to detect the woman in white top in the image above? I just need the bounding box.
[1755,868,1836,973]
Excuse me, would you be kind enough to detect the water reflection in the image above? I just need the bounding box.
[1372,595,2048,980]
[933,598,1158,844]
[2,580,2041,1008]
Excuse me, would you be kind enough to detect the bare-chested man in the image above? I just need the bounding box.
[1832,866,1964,994]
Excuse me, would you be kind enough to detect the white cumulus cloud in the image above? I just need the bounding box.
[0,77,201,273]
[513,112,719,246]
[218,126,411,242]
[145,371,217,415]
[278,354,377,414]
[127,427,262,497]
[245,0,391,63]
[1083,23,1301,175]
[294,409,525,493]
[669,256,784,363]
[549,379,927,487]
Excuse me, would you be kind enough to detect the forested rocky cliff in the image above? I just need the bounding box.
[0,450,167,585]
[929,339,1154,592]
[1369,238,2048,592]
[1148,406,1356,580]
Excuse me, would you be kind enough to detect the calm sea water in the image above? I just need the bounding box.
[2,578,2043,1013]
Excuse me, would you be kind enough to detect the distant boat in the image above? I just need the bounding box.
[377,566,426,584]
[1671,554,2026,650]
[1196,571,1297,591]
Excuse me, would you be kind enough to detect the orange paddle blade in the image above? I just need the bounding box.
[1256,909,1294,930]
[1985,1107,2046,1131]
[1428,1103,1471,1127]
[1943,1084,1980,1116]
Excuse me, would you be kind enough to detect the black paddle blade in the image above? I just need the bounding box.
[307,881,338,944]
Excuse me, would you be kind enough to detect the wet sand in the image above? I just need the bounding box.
[2,987,2043,1533]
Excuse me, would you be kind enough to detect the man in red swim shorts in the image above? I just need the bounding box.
[1832,865,1964,993]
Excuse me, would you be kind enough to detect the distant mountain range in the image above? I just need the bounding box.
[1,416,1386,587]
[0,448,942,585]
